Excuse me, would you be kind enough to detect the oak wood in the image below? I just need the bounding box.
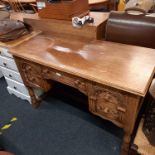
[10,35,155,96]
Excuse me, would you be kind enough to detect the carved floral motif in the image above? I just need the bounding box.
[89,86,126,124]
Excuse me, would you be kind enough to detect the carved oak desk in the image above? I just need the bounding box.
[10,35,155,155]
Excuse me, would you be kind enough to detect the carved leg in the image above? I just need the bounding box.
[128,144,139,155]
[121,132,131,155]
[27,86,41,108]
[121,96,142,155]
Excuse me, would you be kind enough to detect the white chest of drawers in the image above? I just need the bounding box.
[0,46,43,104]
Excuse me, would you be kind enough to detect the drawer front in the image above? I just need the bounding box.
[1,66,23,83]
[0,55,18,71]
[42,67,88,95]
[7,86,31,104]
[5,77,29,96]
[43,68,76,87]
[0,47,13,58]
[89,85,127,127]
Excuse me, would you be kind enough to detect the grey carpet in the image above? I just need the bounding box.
[0,77,123,155]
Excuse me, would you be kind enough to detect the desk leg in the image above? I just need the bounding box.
[121,133,131,155]
[27,86,41,108]
[121,96,141,155]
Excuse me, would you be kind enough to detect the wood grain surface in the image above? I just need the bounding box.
[10,35,155,96]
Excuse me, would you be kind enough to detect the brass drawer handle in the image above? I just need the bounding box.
[55,72,62,77]
[117,106,126,113]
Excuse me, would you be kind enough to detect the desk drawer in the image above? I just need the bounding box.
[42,67,88,95]
[0,55,18,71]
[7,86,31,104]
[89,85,127,127]
[1,66,23,83]
[15,59,51,92]
[0,47,13,58]
[5,77,29,96]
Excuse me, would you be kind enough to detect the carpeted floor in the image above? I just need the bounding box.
[0,77,123,155]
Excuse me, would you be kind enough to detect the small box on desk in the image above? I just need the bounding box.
[36,0,89,20]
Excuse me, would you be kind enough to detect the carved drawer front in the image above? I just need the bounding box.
[19,61,50,91]
[42,67,88,95]
[89,85,126,126]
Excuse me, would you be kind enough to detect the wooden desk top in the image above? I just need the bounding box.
[10,35,155,96]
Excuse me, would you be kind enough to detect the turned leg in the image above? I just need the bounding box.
[27,86,41,108]
[121,132,131,155]
[128,144,139,155]
[120,95,142,155]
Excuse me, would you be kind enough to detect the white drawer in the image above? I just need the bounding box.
[0,55,18,71]
[1,66,23,83]
[5,77,29,96]
[0,47,13,58]
[7,86,31,104]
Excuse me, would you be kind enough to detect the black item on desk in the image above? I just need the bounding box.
[0,20,32,42]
